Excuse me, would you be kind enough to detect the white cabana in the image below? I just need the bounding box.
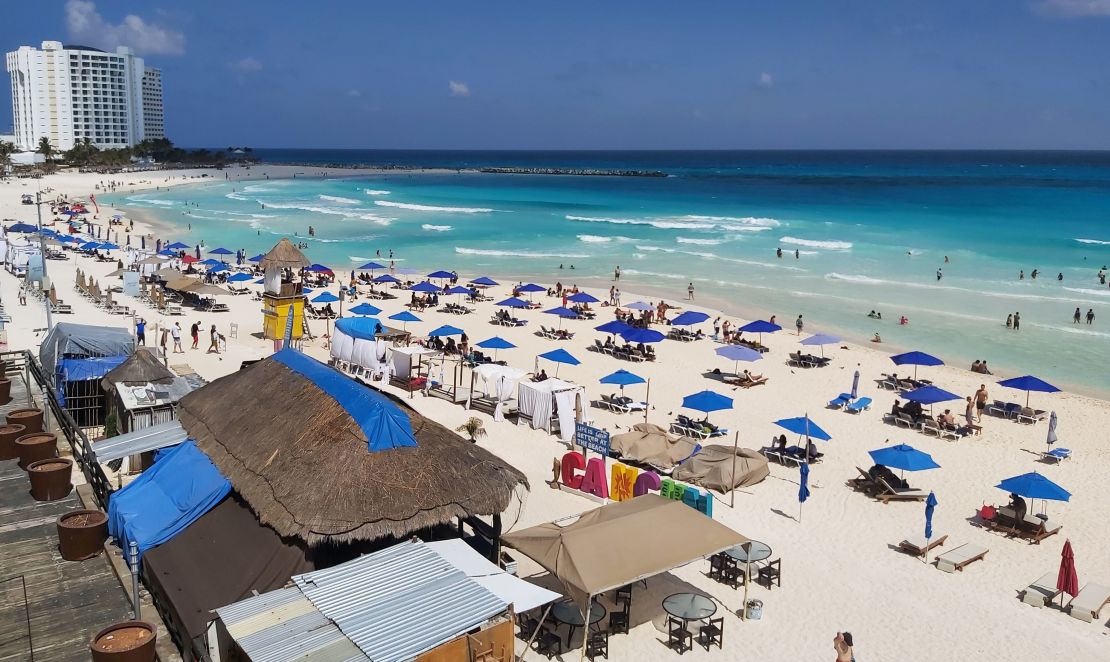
[388,346,440,380]
[472,364,526,422]
[332,329,389,376]
[517,378,585,442]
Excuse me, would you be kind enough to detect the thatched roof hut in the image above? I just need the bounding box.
[259,238,310,270]
[176,351,528,545]
[101,348,175,390]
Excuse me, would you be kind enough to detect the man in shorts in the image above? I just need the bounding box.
[974,384,989,422]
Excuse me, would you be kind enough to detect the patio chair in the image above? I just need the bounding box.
[850,466,878,494]
[698,617,724,651]
[921,418,942,438]
[846,397,872,414]
[1067,582,1110,623]
[1017,407,1046,424]
[667,617,693,655]
[986,400,1009,417]
[895,413,918,429]
[586,629,609,660]
[875,477,929,504]
[530,627,563,658]
[1020,572,1062,608]
[935,543,989,573]
[608,602,629,636]
[897,534,948,558]
[758,558,782,589]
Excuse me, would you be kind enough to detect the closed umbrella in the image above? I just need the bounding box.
[1056,540,1079,608]
[798,462,810,522]
[851,370,860,399]
[925,492,938,563]
[1046,411,1059,457]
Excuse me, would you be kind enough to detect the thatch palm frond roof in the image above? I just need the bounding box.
[101,348,176,390]
[177,354,528,546]
[259,238,310,270]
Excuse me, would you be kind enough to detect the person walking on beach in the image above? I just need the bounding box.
[159,326,169,357]
[190,322,200,350]
[135,318,146,346]
[795,314,804,335]
[1087,309,1095,324]
[687,282,695,300]
[713,316,721,339]
[171,322,183,353]
[614,265,621,281]
[833,632,854,662]
[208,324,220,354]
[975,384,989,422]
[1074,307,1082,324]
[1013,311,1021,330]
[613,288,621,306]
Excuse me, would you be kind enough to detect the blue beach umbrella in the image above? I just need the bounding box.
[166,241,189,250]
[621,327,665,343]
[595,320,632,335]
[774,415,831,441]
[671,311,710,327]
[312,292,340,303]
[623,301,654,311]
[471,276,498,286]
[208,263,228,274]
[388,310,421,330]
[902,385,960,405]
[538,348,580,376]
[799,333,840,358]
[567,292,600,304]
[996,472,1070,502]
[716,345,762,362]
[200,258,222,267]
[358,261,387,271]
[157,249,176,257]
[248,254,264,263]
[6,222,39,233]
[429,324,464,337]
[891,350,944,380]
[81,242,101,250]
[305,263,333,273]
[209,247,234,255]
[253,278,265,285]
[427,270,455,280]
[374,274,401,284]
[868,444,940,472]
[518,283,546,293]
[99,242,119,250]
[738,319,782,345]
[682,390,733,414]
[227,272,253,283]
[600,369,646,387]
[496,297,529,309]
[348,302,382,316]
[445,285,472,296]
[544,306,579,318]
[477,336,515,360]
[997,375,1061,408]
[409,281,440,293]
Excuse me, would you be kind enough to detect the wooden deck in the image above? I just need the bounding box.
[0,370,132,662]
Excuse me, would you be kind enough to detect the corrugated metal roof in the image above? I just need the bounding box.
[293,540,507,662]
[216,587,368,662]
[92,420,188,462]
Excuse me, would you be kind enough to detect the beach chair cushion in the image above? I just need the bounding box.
[846,397,872,413]
[1021,572,1062,607]
[1068,582,1110,622]
[1043,448,1072,463]
[935,543,989,573]
[828,393,851,408]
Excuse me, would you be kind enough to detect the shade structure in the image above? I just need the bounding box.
[347,302,382,316]
[409,281,440,293]
[868,444,940,472]
[248,254,264,262]
[539,348,580,366]
[496,297,529,309]
[621,327,665,343]
[517,283,546,293]
[996,472,1070,502]
[671,311,710,326]
[682,390,733,414]
[374,274,401,284]
[1057,540,1079,603]
[311,292,340,303]
[997,375,1061,407]
[799,333,840,358]
[902,385,961,405]
[715,345,762,363]
[891,350,944,379]
[445,285,472,296]
[428,325,464,337]
[181,255,199,264]
[358,261,387,270]
[774,416,831,441]
[599,369,646,387]
[477,336,516,350]
[200,258,222,267]
[567,292,600,304]
[157,249,177,257]
[595,320,632,335]
[427,270,455,280]
[99,242,120,250]
[623,301,654,311]
[471,276,498,286]
[389,310,421,323]
[209,247,234,255]
[305,263,333,274]
[166,241,189,250]
[227,272,253,283]
[502,495,747,611]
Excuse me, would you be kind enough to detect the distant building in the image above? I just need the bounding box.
[5,41,165,152]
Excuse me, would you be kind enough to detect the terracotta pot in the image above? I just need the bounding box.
[0,378,10,405]
[57,509,109,561]
[90,620,157,662]
[15,432,57,470]
[27,458,73,501]
[6,408,44,434]
[0,423,25,461]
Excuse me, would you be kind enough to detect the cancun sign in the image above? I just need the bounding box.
[558,450,713,517]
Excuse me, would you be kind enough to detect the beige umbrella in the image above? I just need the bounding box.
[138,256,169,266]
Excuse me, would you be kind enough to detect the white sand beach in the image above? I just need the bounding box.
[2,168,1108,661]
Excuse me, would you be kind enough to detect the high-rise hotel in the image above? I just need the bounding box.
[5,41,165,152]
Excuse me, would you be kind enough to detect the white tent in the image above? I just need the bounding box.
[517,378,585,442]
[473,364,526,422]
[387,345,439,380]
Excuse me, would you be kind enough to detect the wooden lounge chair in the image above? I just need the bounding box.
[991,507,1062,544]
[1020,572,1062,607]
[935,543,989,573]
[898,534,948,558]
[875,477,929,504]
[1067,583,1110,623]
[849,466,877,494]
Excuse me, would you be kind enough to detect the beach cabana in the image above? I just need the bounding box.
[517,377,584,441]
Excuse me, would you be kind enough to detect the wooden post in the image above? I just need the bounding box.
[644,379,651,424]
[730,431,739,508]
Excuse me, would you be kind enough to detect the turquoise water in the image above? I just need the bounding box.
[104,151,1110,395]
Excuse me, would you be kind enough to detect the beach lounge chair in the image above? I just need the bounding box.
[828,393,852,409]
[898,534,948,558]
[846,397,872,414]
[920,419,942,438]
[1067,583,1110,623]
[894,413,916,429]
[990,507,1062,544]
[1042,447,1072,463]
[600,394,629,414]
[986,400,1009,417]
[880,374,898,390]
[849,466,878,494]
[788,351,814,368]
[935,543,989,573]
[875,477,929,504]
[614,395,647,412]
[1020,572,1063,608]
[1017,407,1046,424]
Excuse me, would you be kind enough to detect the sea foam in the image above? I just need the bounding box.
[376,200,495,213]
[455,247,588,259]
[364,189,391,196]
[1075,238,1110,246]
[780,236,853,250]
[319,194,359,204]
[422,224,453,232]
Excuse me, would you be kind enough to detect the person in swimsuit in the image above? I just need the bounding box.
[834,632,854,662]
[975,384,989,422]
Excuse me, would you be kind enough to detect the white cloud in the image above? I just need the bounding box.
[758,72,774,88]
[1034,0,1110,16]
[65,0,185,55]
[449,80,471,97]
[228,57,263,74]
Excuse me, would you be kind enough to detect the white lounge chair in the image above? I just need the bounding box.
[1067,582,1110,623]
[1020,572,1062,608]
[935,543,989,573]
[875,478,929,504]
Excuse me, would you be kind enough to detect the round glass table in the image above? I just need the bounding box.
[662,592,717,622]
[551,599,606,646]
[725,540,772,564]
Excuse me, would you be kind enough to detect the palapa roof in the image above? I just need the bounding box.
[101,348,176,390]
[176,354,529,545]
[259,237,310,270]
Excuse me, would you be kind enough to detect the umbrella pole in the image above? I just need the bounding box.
[925,534,931,565]
[742,541,751,620]
[730,431,739,508]
[644,379,651,424]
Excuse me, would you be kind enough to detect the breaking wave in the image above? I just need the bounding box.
[319,195,359,204]
[780,236,853,250]
[376,200,496,213]
[422,224,453,232]
[455,247,588,259]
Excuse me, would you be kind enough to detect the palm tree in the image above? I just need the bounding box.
[454,417,488,443]
[36,136,55,171]
[0,141,14,175]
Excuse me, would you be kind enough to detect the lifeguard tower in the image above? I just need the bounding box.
[259,238,310,342]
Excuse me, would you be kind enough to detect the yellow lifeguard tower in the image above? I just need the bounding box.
[259,238,311,341]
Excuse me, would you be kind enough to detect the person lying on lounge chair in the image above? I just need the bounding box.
[903,401,924,423]
[869,463,907,489]
[891,399,903,418]
[772,434,788,454]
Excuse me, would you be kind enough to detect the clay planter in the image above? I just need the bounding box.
[15,432,57,470]
[0,378,10,405]
[57,509,109,561]
[6,408,44,435]
[90,621,157,662]
[27,458,73,501]
[0,423,25,461]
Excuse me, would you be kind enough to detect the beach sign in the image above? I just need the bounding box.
[558,450,712,517]
[575,422,610,456]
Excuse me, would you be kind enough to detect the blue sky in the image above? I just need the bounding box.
[2,0,1109,149]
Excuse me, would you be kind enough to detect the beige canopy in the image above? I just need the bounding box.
[502,495,746,610]
[610,423,699,470]
[671,446,770,493]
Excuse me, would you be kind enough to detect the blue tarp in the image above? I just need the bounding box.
[107,440,231,561]
[58,356,127,383]
[334,316,383,340]
[272,349,416,451]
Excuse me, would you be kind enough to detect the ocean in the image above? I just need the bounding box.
[104,150,1110,395]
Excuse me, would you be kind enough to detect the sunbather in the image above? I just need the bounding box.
[869,463,906,489]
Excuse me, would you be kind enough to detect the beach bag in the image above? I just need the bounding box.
[979,504,996,521]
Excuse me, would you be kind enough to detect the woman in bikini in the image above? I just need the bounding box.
[834,632,854,662]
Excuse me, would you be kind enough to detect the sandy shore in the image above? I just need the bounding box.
[2,168,1107,661]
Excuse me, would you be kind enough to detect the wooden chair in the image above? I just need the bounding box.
[758,558,782,589]
[608,602,629,635]
[698,617,724,651]
[586,629,609,660]
[530,627,563,658]
[666,617,692,654]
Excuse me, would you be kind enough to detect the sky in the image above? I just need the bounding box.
[2,0,1110,150]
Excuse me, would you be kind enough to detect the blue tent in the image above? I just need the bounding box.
[600,369,646,387]
[624,301,654,311]
[682,390,733,414]
[107,440,231,561]
[774,416,831,441]
[518,283,546,293]
[374,274,401,284]
[595,320,632,334]
[868,444,940,472]
[227,272,253,283]
[429,324,464,337]
[359,261,387,270]
[997,375,1061,407]
[996,472,1070,502]
[671,311,710,326]
[544,306,579,318]
[471,276,498,286]
[389,310,421,323]
[567,292,600,304]
[539,348,580,366]
[427,270,455,280]
[166,241,189,250]
[334,316,383,340]
[409,281,440,293]
[209,247,234,255]
[902,385,960,405]
[7,222,39,233]
[347,302,382,316]
[891,350,944,379]
[621,327,665,343]
[477,336,516,350]
[312,292,340,303]
[496,297,529,308]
